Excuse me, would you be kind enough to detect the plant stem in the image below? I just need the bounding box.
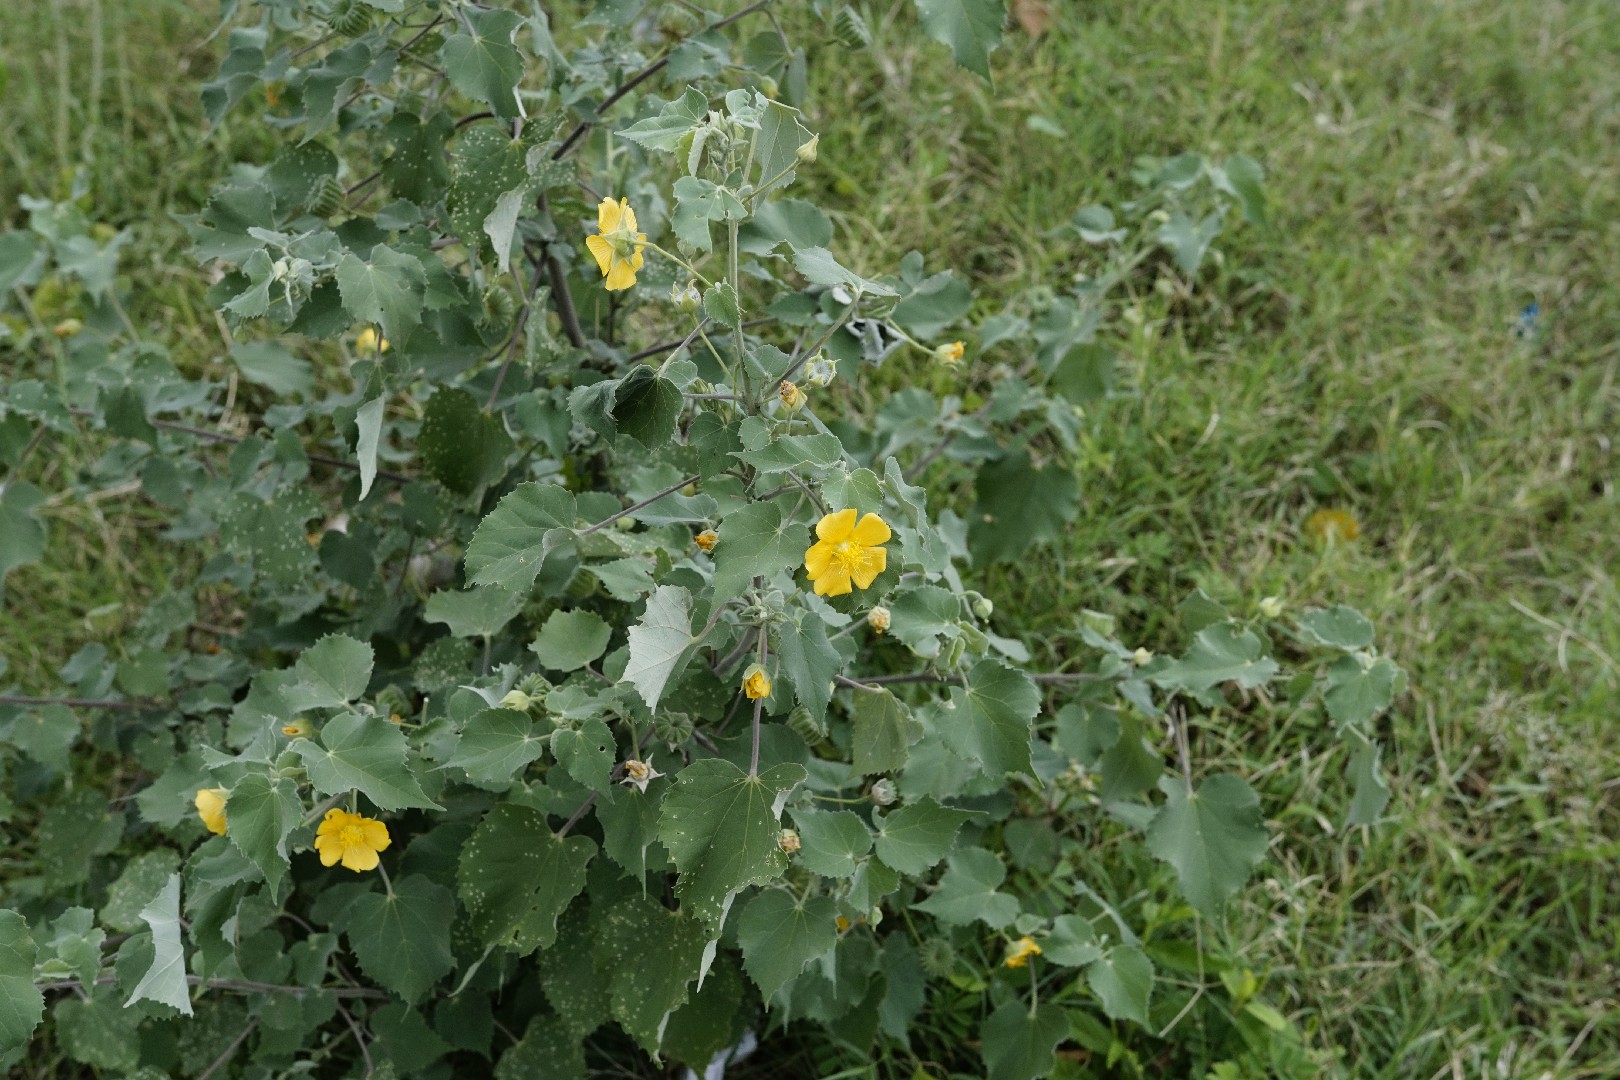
[576,473,701,537]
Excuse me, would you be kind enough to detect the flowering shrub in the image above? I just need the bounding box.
[0,2,1403,1077]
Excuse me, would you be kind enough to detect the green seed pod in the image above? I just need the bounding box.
[832,5,872,49]
[654,710,695,747]
[481,282,517,327]
[306,174,343,218]
[787,705,827,744]
[326,0,371,36]
[917,936,958,978]
[564,569,598,601]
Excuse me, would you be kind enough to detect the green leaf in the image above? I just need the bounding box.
[0,482,47,595]
[287,633,374,710]
[886,585,961,657]
[425,584,524,639]
[790,246,897,296]
[850,687,923,775]
[354,394,385,501]
[789,809,872,878]
[0,910,44,1053]
[623,585,694,712]
[873,797,974,875]
[914,0,1005,80]
[343,876,456,1004]
[775,608,841,724]
[101,850,180,934]
[419,386,514,495]
[445,709,548,784]
[1156,209,1225,275]
[465,483,577,591]
[293,712,441,811]
[1150,624,1279,695]
[551,717,616,793]
[615,87,708,152]
[661,951,744,1069]
[969,449,1078,564]
[981,1000,1067,1080]
[496,1015,585,1080]
[735,890,837,1002]
[657,758,807,927]
[224,773,301,892]
[592,895,707,1054]
[734,431,846,474]
[1044,914,1102,967]
[942,660,1039,778]
[1145,774,1269,919]
[1345,731,1391,827]
[530,609,613,672]
[216,490,319,587]
[1216,153,1268,227]
[739,199,832,255]
[458,804,595,950]
[1323,655,1399,730]
[335,245,426,346]
[125,874,192,1016]
[229,341,314,397]
[1087,945,1153,1025]
[702,280,741,324]
[891,269,972,339]
[448,127,528,255]
[53,990,139,1071]
[913,846,1020,928]
[1296,605,1375,650]
[440,8,525,119]
[710,501,806,605]
[612,366,683,447]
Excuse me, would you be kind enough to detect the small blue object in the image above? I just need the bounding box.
[1516,302,1539,338]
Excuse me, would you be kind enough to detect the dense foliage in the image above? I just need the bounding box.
[0,2,1403,1077]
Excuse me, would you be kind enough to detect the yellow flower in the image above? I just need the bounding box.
[355,327,389,355]
[933,341,965,366]
[1305,507,1360,544]
[804,509,890,597]
[743,664,772,701]
[282,717,312,738]
[695,528,719,553]
[835,915,852,933]
[194,787,228,836]
[1004,936,1042,968]
[779,380,805,411]
[584,197,647,292]
[313,808,391,873]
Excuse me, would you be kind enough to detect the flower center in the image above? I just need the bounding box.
[338,824,365,847]
[832,540,865,572]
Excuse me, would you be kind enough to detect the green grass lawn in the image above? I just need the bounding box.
[4,1,1617,1076]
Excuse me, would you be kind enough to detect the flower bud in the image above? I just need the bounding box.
[281,717,312,739]
[671,282,701,313]
[968,592,994,619]
[779,380,805,411]
[870,778,897,806]
[51,318,82,338]
[866,606,891,635]
[796,134,819,165]
[694,529,718,553]
[1259,595,1285,618]
[620,758,663,793]
[499,689,533,712]
[803,352,838,387]
[1132,647,1154,667]
[778,828,800,853]
[933,341,965,367]
[743,664,772,700]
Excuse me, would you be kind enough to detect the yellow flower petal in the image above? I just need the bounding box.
[316,840,342,867]
[816,508,858,543]
[361,818,391,851]
[585,233,614,276]
[604,257,638,291]
[804,540,835,578]
[850,545,886,589]
[194,787,229,836]
[814,565,853,597]
[621,202,638,234]
[597,197,622,234]
[342,845,380,872]
[851,512,891,546]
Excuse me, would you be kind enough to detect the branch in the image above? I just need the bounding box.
[576,473,701,537]
[551,0,775,160]
[37,975,388,999]
[538,193,588,350]
[0,694,159,711]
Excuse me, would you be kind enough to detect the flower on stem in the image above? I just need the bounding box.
[281,717,312,738]
[803,352,837,387]
[933,341,965,367]
[499,689,533,712]
[1004,936,1042,968]
[313,808,391,873]
[621,758,663,794]
[1304,507,1360,545]
[194,787,228,836]
[804,509,890,597]
[867,606,891,635]
[584,197,647,292]
[779,380,805,411]
[743,663,772,701]
[355,327,389,355]
[695,528,719,553]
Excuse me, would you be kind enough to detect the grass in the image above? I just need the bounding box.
[4,0,1618,1077]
